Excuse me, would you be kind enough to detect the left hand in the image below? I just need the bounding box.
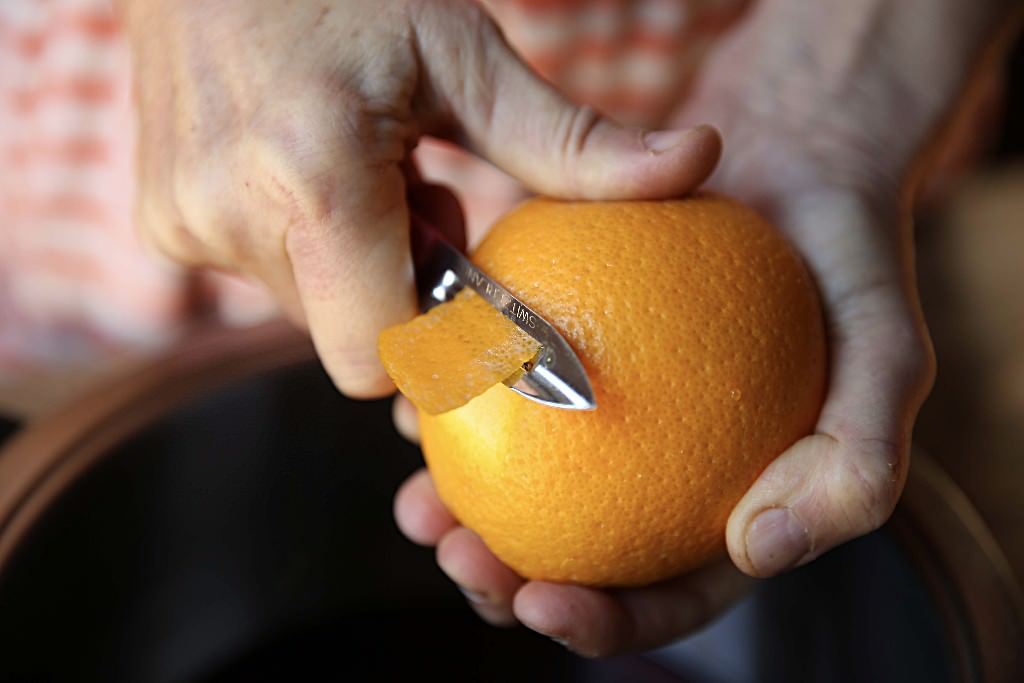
[393,0,1014,656]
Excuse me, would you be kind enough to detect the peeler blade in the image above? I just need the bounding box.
[411,214,596,411]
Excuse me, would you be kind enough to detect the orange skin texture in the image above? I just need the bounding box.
[416,195,827,587]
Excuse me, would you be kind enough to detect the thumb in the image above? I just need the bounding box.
[418,4,721,199]
[724,193,935,578]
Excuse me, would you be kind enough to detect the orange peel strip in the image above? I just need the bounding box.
[379,289,540,415]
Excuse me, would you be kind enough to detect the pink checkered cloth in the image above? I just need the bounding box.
[0,0,746,385]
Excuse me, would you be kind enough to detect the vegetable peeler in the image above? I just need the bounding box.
[410,214,596,411]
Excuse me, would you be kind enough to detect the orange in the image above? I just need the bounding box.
[381,194,827,587]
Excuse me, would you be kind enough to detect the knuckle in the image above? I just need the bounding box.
[246,106,346,221]
[135,193,203,265]
[171,163,221,233]
[872,318,938,411]
[250,104,398,229]
[852,314,937,405]
[832,435,906,534]
[903,326,937,397]
[554,106,603,196]
[171,165,261,269]
[149,222,204,266]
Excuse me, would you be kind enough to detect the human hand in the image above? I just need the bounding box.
[393,0,1019,657]
[118,0,720,397]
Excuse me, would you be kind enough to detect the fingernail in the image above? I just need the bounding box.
[526,626,573,653]
[458,586,490,605]
[642,125,706,154]
[549,636,572,649]
[745,507,811,576]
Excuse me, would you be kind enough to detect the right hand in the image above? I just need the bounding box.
[119,0,721,397]
[392,0,1017,657]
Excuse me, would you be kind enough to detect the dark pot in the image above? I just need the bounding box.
[0,322,1020,682]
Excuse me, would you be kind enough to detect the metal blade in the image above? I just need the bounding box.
[412,217,596,411]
